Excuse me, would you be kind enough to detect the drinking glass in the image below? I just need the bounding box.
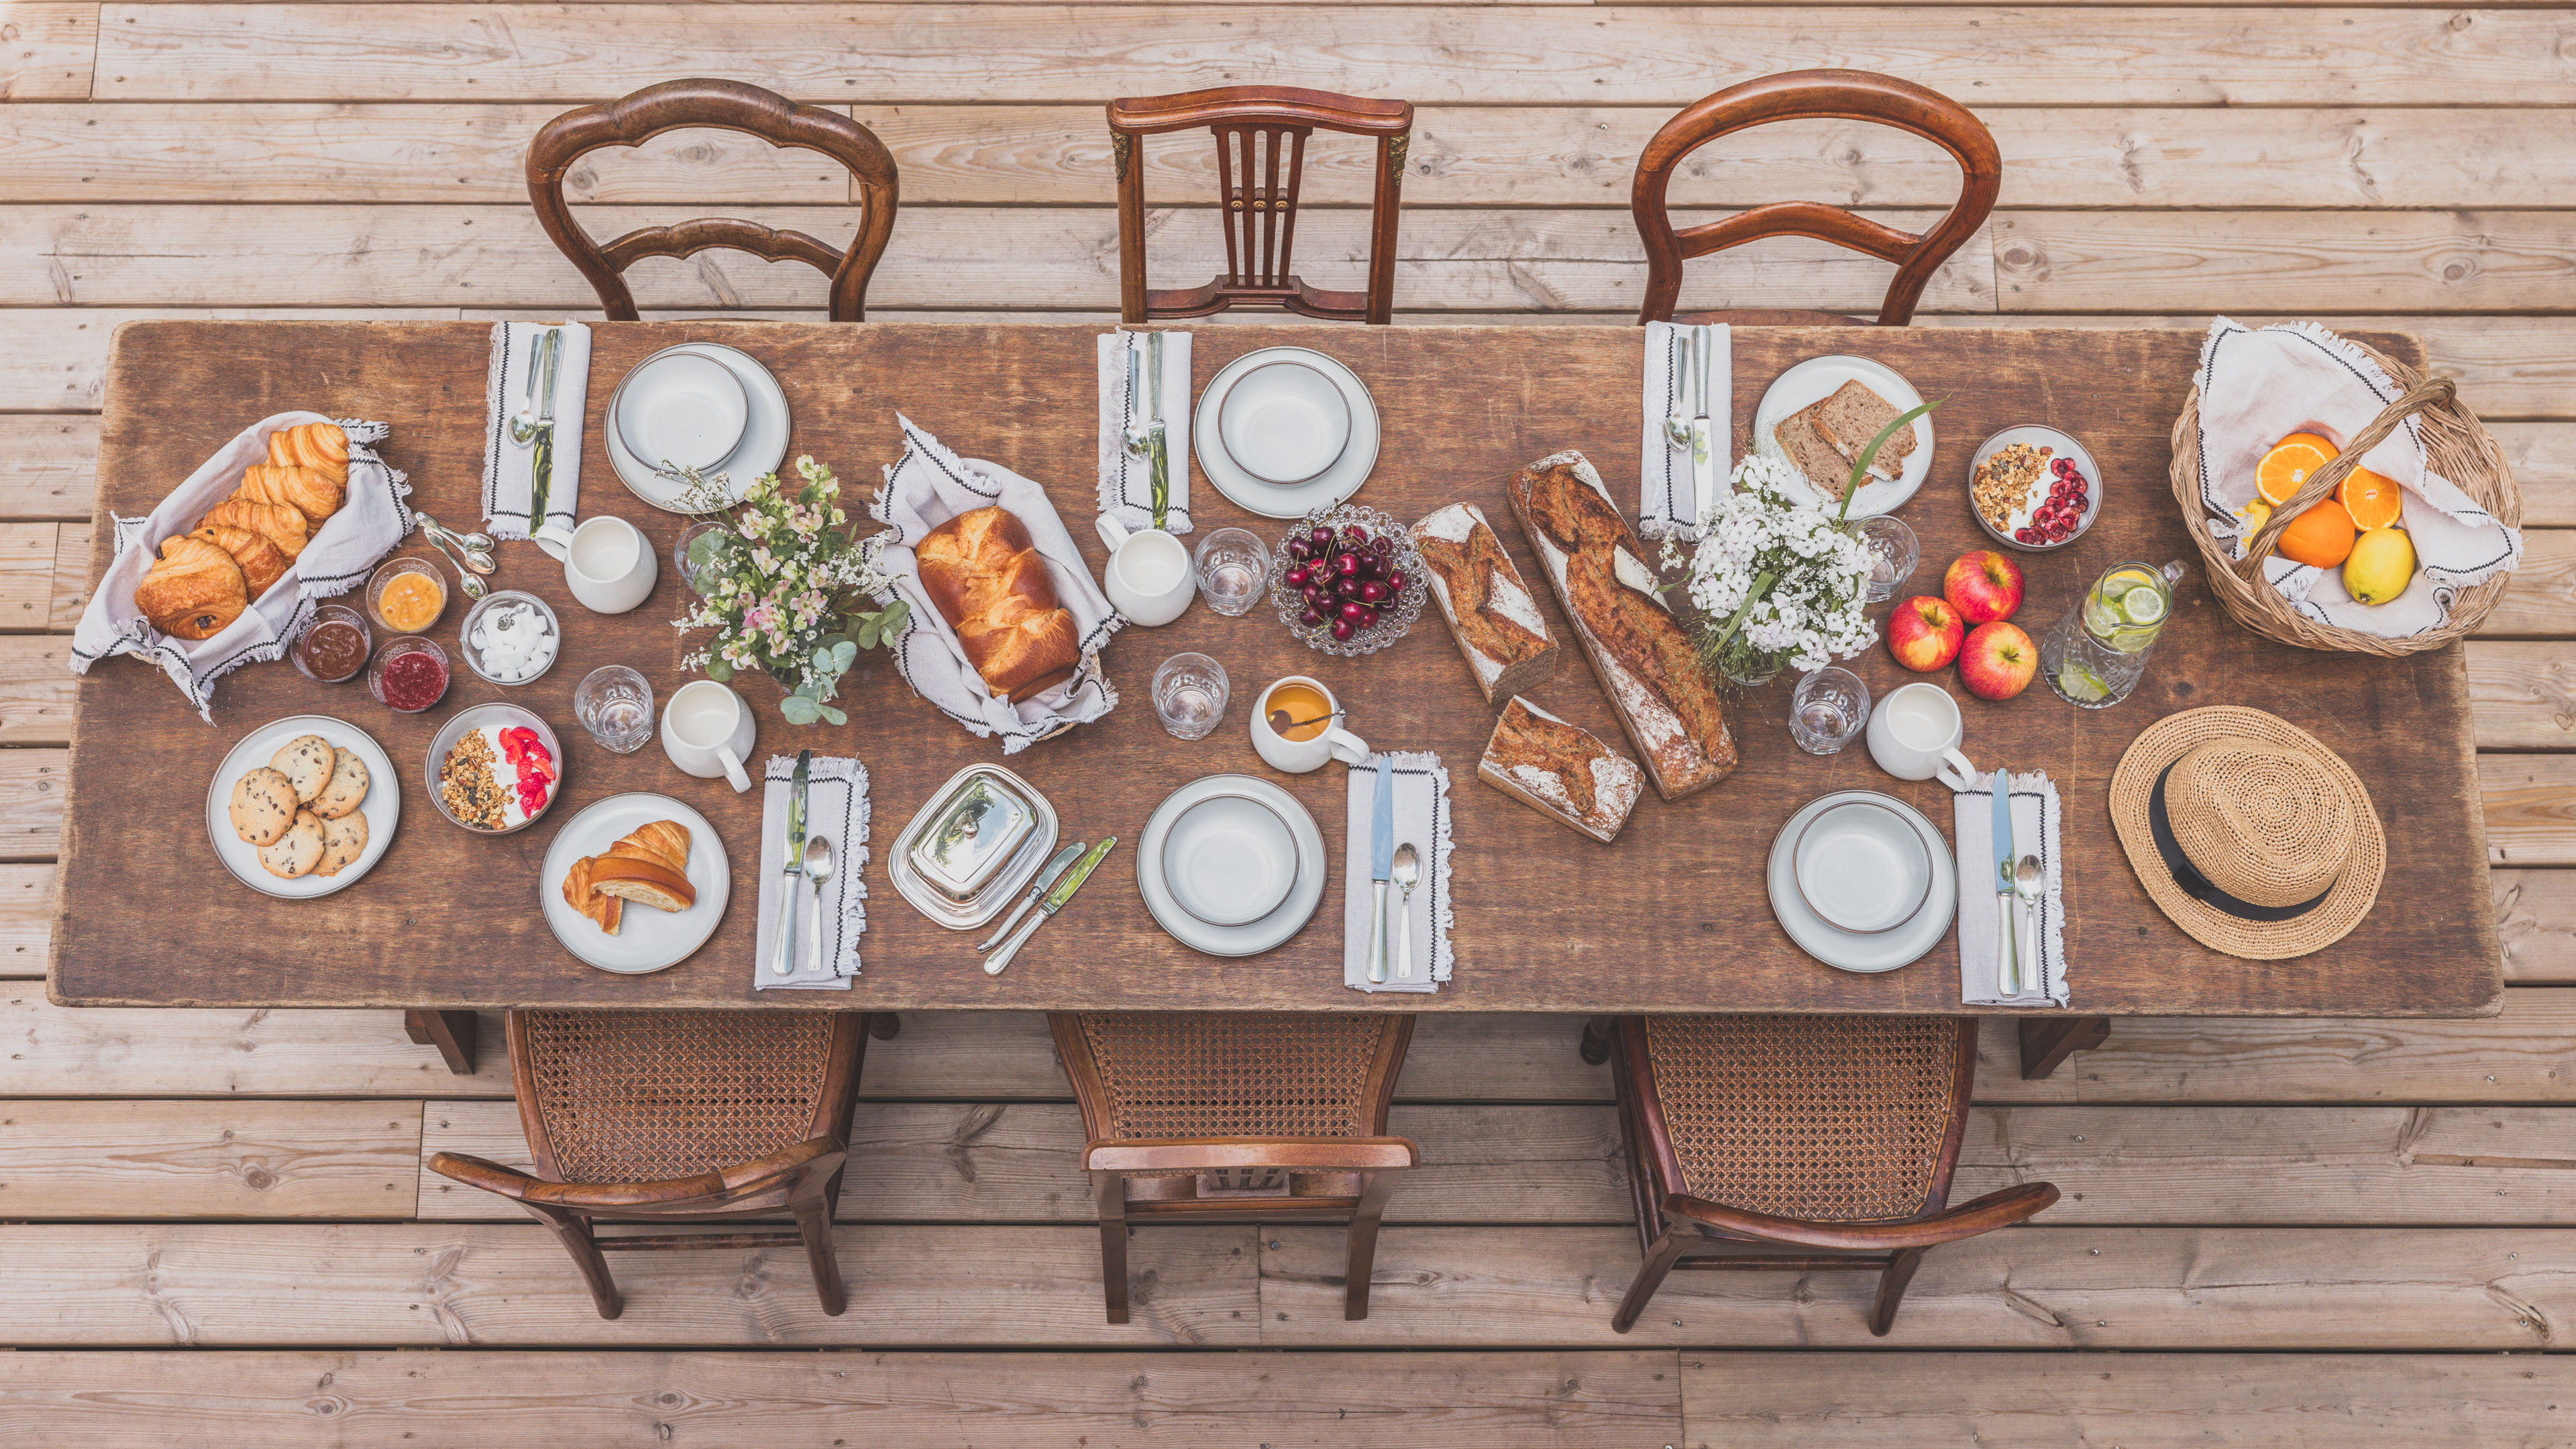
[674,520,729,597]
[575,665,656,753]
[1789,666,1870,755]
[1152,653,1229,741]
[1851,515,1919,603]
[2041,559,2188,708]
[1193,527,1269,616]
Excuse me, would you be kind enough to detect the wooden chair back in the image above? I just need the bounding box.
[1108,85,1413,324]
[1631,70,2000,327]
[527,78,900,322]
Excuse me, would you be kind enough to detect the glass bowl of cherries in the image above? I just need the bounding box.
[1269,504,1430,657]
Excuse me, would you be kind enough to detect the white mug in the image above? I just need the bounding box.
[1093,515,1195,627]
[1250,675,1370,775]
[566,515,658,615]
[1866,680,1978,790]
[661,678,755,793]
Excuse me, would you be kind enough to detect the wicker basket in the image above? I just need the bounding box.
[2167,339,2521,656]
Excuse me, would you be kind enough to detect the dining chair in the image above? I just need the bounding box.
[1631,70,2000,327]
[526,78,900,323]
[1050,1011,1417,1321]
[1106,85,1413,325]
[1599,1014,2057,1334]
[427,1009,873,1319]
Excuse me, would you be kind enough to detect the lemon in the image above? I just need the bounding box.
[2343,527,2415,606]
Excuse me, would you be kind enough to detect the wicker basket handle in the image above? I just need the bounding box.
[2235,376,2455,581]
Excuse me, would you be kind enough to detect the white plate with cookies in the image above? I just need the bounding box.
[205,714,396,898]
[539,792,730,975]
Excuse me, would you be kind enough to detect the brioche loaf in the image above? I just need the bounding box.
[134,532,250,640]
[914,506,1081,702]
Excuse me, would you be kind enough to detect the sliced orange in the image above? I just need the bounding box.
[2338,466,2402,531]
[2274,498,2357,569]
[2257,435,2336,507]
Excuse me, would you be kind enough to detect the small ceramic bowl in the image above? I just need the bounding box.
[1220,360,1353,485]
[1970,425,2102,553]
[458,590,562,687]
[614,350,750,474]
[424,702,564,835]
[1792,799,1933,935]
[1161,792,1299,926]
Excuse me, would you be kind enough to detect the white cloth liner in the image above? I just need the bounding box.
[1639,320,1730,540]
[1952,769,2068,1008]
[480,321,591,543]
[70,411,413,720]
[2194,317,2523,639]
[753,753,870,990]
[870,415,1124,753]
[1096,329,1194,535]
[1342,751,1455,995]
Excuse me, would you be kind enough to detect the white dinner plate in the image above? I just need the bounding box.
[1194,346,1380,518]
[1767,790,1955,973]
[605,343,789,512]
[538,792,732,974]
[1161,790,1300,926]
[614,350,749,474]
[203,714,399,900]
[1752,354,1934,518]
[1138,774,1327,957]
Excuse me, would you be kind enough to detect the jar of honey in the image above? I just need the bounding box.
[366,557,448,635]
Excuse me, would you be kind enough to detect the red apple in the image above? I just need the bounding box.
[1960,621,2038,700]
[1887,595,1964,672]
[1943,549,2025,625]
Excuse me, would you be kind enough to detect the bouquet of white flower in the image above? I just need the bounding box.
[674,455,908,726]
[1672,452,1880,685]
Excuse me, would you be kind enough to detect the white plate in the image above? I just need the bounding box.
[1138,774,1327,957]
[1767,790,1955,973]
[1752,354,1934,518]
[203,714,399,899]
[538,792,732,974]
[1792,798,1933,934]
[1161,790,1299,926]
[605,343,790,513]
[1195,346,1380,518]
[1219,360,1352,485]
[614,351,749,474]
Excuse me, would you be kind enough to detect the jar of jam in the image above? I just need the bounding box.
[367,556,448,635]
[292,604,371,684]
[368,636,451,714]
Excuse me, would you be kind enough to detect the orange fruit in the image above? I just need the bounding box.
[2273,499,2357,569]
[2257,435,2336,507]
[2338,466,2402,531]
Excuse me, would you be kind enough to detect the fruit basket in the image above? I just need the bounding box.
[2169,339,2520,657]
[1269,504,1429,657]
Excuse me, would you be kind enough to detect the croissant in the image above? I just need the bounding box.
[133,533,248,641]
[607,820,692,873]
[266,423,349,485]
[581,820,696,915]
[199,498,311,561]
[561,855,624,934]
[914,506,1080,702]
[234,463,343,529]
[191,523,289,596]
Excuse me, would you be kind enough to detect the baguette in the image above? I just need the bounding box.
[1409,502,1558,703]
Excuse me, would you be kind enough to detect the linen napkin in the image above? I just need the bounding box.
[1097,329,1194,535]
[478,321,591,547]
[2194,317,2523,639]
[1952,769,2067,1008]
[70,411,413,720]
[1342,751,1456,995]
[753,753,870,991]
[871,415,1124,753]
[1640,320,1730,539]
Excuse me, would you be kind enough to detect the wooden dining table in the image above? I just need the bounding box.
[50,321,2501,1079]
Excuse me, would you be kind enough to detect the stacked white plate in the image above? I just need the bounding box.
[1136,774,1327,956]
[1766,790,1955,973]
[604,343,792,511]
[1193,346,1381,518]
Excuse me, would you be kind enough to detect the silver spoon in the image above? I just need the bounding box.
[1267,706,1341,735]
[1663,329,1694,449]
[418,512,497,555]
[1391,842,1420,981]
[2010,854,2046,996]
[508,327,559,445]
[423,537,489,600]
[794,835,836,977]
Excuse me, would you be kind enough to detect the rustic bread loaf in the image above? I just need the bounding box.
[133,532,250,641]
[1409,502,1558,703]
[914,506,1081,702]
[1478,696,1644,844]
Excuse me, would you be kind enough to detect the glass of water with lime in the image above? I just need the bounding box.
[2041,559,2187,708]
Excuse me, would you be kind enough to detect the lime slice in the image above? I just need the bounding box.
[2118,586,2167,627]
[2104,567,2159,596]
[2055,661,2110,702]
[2105,625,2163,655]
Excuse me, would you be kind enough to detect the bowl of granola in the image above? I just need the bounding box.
[425,703,562,834]
[1969,425,2101,553]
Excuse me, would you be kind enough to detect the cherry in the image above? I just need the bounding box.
[1330,619,1356,641]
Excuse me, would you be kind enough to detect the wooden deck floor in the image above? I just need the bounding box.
[4,3,2575,1444]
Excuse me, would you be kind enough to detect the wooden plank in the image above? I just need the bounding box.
[2471,643,2576,749]
[0,1349,1684,1449]
[0,865,58,979]
[2491,423,2576,525]
[0,996,513,1095]
[49,522,87,629]
[0,307,461,411]
[2495,870,2576,983]
[90,7,2576,106]
[1,3,95,101]
[0,749,65,861]
[2479,527,2575,637]
[0,1222,1261,1346]
[0,1099,419,1218]
[1682,1352,2575,1448]
[0,522,60,634]
[1996,211,2576,313]
[0,415,97,519]
[2481,756,2576,866]
[0,637,75,746]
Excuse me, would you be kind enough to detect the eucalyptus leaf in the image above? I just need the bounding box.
[857,620,881,650]
[779,695,822,725]
[879,600,909,633]
[829,641,857,671]
[705,657,734,683]
[820,704,847,727]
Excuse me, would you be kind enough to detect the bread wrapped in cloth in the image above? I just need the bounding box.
[914,505,1081,702]
[567,820,696,931]
[133,531,249,641]
[233,462,345,529]
[266,421,350,485]
[191,523,290,596]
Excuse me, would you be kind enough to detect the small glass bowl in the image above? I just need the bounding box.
[457,590,562,687]
[365,555,449,635]
[425,702,564,835]
[366,635,451,714]
[290,603,371,684]
[1267,504,1430,657]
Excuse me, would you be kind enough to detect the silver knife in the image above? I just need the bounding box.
[529,328,572,561]
[2009,771,2039,997]
[1143,331,1170,530]
[771,750,810,976]
[986,837,1116,977]
[1368,755,1394,985]
[1990,767,2019,997]
[1686,325,1716,533]
[977,841,1086,953]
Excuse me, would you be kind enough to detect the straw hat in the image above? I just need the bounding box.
[2108,706,2384,961]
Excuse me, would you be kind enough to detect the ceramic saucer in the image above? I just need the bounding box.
[613,351,749,474]
[1195,346,1379,518]
[1218,360,1352,485]
[1766,790,1955,973]
[1161,791,1300,926]
[1792,798,1933,934]
[1752,354,1933,518]
[1138,774,1326,956]
[606,343,790,513]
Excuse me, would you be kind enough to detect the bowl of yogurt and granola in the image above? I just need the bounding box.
[425,703,561,834]
[1969,425,2101,553]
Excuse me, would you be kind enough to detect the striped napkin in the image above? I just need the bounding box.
[1342,751,1455,994]
[753,754,870,991]
[1640,320,1729,540]
[478,321,589,549]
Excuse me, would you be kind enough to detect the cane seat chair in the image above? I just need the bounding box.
[1632,70,2000,328]
[427,1010,873,1319]
[1107,86,1413,324]
[1051,1011,1417,1322]
[527,78,900,322]
[1603,1014,2057,1335]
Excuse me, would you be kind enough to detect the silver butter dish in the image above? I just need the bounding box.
[888,763,1059,929]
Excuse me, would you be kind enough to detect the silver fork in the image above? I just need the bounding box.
[1120,338,1152,459]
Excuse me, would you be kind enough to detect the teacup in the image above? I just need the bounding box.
[1251,675,1368,774]
[1218,360,1352,485]
[1094,515,1195,627]
[660,678,755,793]
[565,515,658,615]
[1866,680,1978,789]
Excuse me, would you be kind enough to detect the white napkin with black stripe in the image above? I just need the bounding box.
[478,321,590,545]
[1953,769,2068,1008]
[1342,751,1456,994]
[1097,329,1193,535]
[753,754,870,990]
[1640,320,1730,540]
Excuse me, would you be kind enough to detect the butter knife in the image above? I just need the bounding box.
[771,751,810,977]
[986,837,1115,977]
[977,841,1086,953]
[1368,755,1394,985]
[528,328,572,561]
[1990,767,2019,998]
[1686,325,1716,533]
[1144,331,1170,530]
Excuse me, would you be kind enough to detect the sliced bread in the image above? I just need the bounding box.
[1773,409,1856,498]
[1807,380,1915,480]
